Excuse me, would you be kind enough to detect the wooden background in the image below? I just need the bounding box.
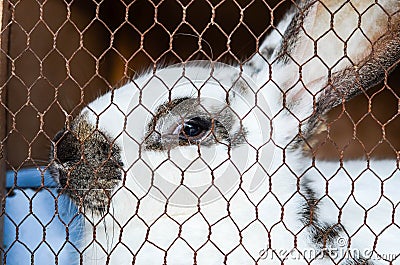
[3,0,400,169]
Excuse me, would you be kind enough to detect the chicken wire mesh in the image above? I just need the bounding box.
[1,0,400,264]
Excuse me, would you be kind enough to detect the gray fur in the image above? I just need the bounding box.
[144,97,247,151]
[50,114,123,214]
[276,0,316,64]
[301,180,376,264]
[305,21,400,138]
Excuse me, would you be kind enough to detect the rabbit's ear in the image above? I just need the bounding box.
[249,0,400,137]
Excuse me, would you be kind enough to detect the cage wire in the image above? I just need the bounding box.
[1,0,400,264]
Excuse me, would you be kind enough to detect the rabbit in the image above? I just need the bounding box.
[49,0,400,264]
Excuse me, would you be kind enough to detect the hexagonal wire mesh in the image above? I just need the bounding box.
[1,0,400,264]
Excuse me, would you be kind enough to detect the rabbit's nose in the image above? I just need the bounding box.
[52,128,81,164]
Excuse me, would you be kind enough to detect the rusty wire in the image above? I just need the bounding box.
[1,0,400,264]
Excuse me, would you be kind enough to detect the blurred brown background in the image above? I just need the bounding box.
[2,0,400,169]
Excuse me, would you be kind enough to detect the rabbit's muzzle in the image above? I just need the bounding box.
[49,115,124,213]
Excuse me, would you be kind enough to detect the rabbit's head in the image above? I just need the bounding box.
[50,62,276,214]
[50,0,400,219]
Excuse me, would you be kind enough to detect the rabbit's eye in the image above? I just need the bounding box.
[175,117,212,143]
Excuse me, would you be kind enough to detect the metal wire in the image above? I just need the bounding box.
[1,0,400,264]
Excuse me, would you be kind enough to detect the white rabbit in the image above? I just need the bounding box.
[50,0,400,264]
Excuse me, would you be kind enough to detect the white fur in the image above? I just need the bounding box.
[64,0,400,264]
